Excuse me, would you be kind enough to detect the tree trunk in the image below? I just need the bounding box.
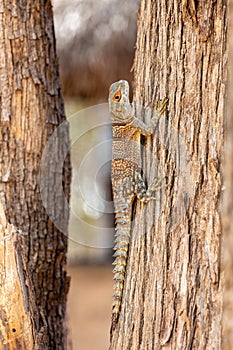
[110,1,226,349]
[0,1,71,348]
[223,0,233,349]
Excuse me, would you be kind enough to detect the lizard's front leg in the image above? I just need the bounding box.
[130,98,168,136]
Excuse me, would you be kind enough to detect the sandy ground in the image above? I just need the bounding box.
[67,265,113,350]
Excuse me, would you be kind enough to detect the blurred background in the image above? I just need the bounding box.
[52,0,139,348]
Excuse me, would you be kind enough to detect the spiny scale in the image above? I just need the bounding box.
[108,80,167,337]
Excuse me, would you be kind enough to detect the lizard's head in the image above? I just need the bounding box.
[108,80,132,123]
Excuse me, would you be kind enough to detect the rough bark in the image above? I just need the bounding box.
[0,207,48,348]
[222,1,233,349]
[110,1,226,349]
[0,1,71,348]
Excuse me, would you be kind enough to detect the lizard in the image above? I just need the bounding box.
[108,79,167,336]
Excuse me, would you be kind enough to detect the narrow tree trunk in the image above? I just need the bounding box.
[0,1,71,348]
[223,0,233,348]
[110,1,226,349]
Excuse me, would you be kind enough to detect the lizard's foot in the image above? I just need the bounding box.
[148,176,169,192]
[157,97,168,116]
[137,176,168,203]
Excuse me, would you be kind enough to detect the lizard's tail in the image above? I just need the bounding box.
[111,206,131,336]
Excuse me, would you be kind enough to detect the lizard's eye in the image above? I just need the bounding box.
[113,90,122,102]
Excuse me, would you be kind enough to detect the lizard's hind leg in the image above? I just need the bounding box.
[135,171,166,203]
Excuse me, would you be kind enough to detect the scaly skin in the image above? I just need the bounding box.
[109,80,167,336]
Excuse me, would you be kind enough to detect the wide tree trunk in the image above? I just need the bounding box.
[110,1,226,349]
[0,1,71,348]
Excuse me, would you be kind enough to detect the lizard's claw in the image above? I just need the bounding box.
[157,97,168,116]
